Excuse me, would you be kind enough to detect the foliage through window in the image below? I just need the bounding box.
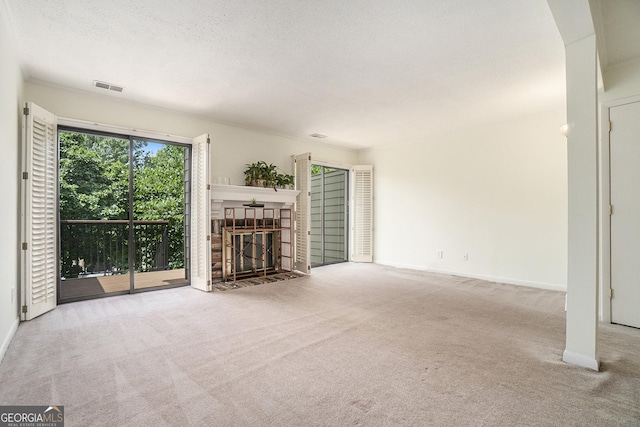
[59,131,188,274]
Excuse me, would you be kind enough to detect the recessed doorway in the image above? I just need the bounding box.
[310,165,349,267]
[609,101,640,329]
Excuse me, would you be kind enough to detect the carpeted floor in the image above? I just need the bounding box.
[211,271,305,291]
[1,263,639,426]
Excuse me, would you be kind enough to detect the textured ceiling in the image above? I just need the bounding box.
[4,0,567,149]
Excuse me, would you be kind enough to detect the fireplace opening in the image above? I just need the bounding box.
[222,207,292,282]
[232,231,277,274]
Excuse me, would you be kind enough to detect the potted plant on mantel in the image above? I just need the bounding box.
[244,161,294,191]
[243,198,264,208]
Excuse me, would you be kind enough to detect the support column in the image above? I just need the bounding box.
[562,33,599,371]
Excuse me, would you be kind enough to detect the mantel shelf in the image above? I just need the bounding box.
[210,184,299,219]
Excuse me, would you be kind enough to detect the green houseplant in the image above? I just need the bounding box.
[275,172,294,189]
[244,161,266,187]
[244,161,294,191]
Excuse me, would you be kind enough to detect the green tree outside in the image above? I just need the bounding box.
[134,144,186,269]
[59,131,187,273]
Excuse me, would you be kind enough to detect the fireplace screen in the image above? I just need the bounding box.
[222,207,292,281]
[232,232,277,273]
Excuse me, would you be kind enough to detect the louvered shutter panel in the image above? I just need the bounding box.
[22,103,57,320]
[351,165,373,262]
[190,134,211,291]
[294,153,311,273]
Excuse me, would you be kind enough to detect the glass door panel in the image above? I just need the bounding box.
[132,140,189,290]
[58,130,131,301]
[310,165,349,267]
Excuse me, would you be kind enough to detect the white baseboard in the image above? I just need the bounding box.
[562,349,600,371]
[375,261,567,292]
[0,317,19,365]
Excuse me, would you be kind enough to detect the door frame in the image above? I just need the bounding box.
[310,161,350,267]
[56,118,195,302]
[600,94,640,324]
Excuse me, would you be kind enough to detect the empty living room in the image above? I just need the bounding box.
[1,1,639,426]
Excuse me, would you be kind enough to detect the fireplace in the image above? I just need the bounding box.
[211,185,298,282]
[230,231,276,273]
[222,207,292,281]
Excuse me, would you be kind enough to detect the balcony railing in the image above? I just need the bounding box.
[60,220,169,279]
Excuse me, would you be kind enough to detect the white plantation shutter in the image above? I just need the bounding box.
[21,102,57,320]
[190,134,211,291]
[294,153,311,273]
[351,165,373,262]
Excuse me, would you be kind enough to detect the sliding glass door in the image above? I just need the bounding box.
[132,140,189,290]
[310,165,349,267]
[58,129,189,302]
[58,131,132,300]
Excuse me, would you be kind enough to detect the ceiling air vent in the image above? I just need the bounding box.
[93,80,124,93]
[310,133,327,139]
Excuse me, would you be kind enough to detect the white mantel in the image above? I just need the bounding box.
[211,184,299,219]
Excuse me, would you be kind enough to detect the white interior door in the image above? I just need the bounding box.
[610,101,640,328]
[294,153,311,273]
[21,102,57,320]
[351,165,373,263]
[190,133,211,291]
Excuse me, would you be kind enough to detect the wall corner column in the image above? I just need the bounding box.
[563,33,600,371]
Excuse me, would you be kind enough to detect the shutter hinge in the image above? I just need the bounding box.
[610,288,613,299]
[23,106,29,116]
[308,155,311,161]
[22,172,28,180]
[608,121,612,132]
[21,242,28,250]
[207,184,210,190]
[609,205,613,216]
[308,231,311,235]
[22,305,27,314]
[308,191,311,196]
[206,235,211,241]
[207,137,211,144]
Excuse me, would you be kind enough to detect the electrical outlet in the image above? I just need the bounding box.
[463,253,469,261]
[437,250,443,259]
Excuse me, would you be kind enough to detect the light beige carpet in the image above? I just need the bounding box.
[1,263,639,426]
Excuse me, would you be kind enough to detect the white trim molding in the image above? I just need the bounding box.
[376,261,567,292]
[0,317,19,365]
[562,349,600,371]
[211,184,299,219]
[58,117,192,145]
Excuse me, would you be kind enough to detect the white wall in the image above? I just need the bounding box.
[359,110,568,290]
[24,81,358,183]
[0,15,23,362]
[22,80,568,292]
[601,58,640,103]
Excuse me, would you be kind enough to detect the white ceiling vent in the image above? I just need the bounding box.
[310,133,327,139]
[93,80,124,93]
